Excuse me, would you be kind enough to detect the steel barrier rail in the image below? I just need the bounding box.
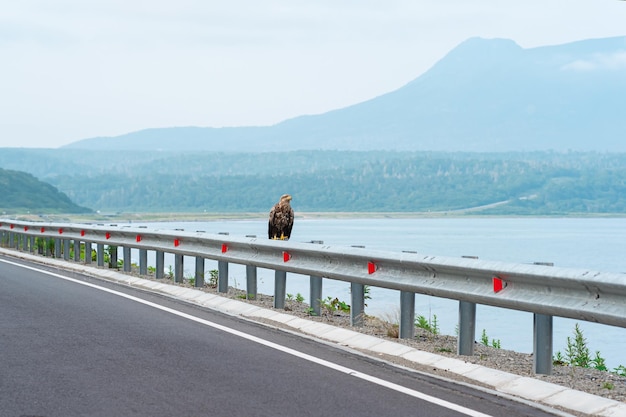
[2,218,625,375]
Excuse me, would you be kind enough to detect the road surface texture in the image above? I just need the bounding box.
[0,255,570,417]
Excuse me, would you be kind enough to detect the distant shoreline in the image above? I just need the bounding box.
[12,211,626,224]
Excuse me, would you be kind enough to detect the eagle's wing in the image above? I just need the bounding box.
[268,204,278,239]
[284,206,294,239]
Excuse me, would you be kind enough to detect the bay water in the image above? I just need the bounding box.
[138,217,626,369]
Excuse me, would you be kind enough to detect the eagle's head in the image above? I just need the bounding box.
[281,194,292,204]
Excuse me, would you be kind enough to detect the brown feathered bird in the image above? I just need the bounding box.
[268,194,294,240]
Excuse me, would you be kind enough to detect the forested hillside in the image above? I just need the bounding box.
[7,150,619,215]
[0,168,91,214]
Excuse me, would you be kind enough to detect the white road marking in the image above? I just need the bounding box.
[4,258,493,417]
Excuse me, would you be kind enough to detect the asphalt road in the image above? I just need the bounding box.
[0,255,565,417]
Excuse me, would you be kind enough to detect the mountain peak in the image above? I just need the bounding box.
[64,36,626,153]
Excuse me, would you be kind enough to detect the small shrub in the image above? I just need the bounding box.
[207,269,218,287]
[415,314,439,335]
[613,365,626,377]
[319,296,350,315]
[592,351,608,371]
[480,329,489,346]
[565,323,591,368]
[480,329,501,349]
[554,323,607,371]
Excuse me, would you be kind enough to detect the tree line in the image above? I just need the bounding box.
[26,150,626,215]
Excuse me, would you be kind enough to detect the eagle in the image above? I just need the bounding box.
[268,194,294,240]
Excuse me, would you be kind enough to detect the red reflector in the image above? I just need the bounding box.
[105,232,111,239]
[24,226,29,231]
[221,244,228,253]
[283,251,291,262]
[81,230,85,236]
[41,227,45,233]
[58,228,63,234]
[136,235,142,242]
[493,277,506,293]
[174,239,180,247]
[368,262,377,274]
[10,224,14,229]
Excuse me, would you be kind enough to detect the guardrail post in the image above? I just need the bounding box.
[351,282,365,327]
[532,261,554,375]
[195,257,205,287]
[246,265,257,300]
[309,240,323,316]
[55,238,62,258]
[46,238,52,257]
[109,246,118,268]
[310,275,322,316]
[274,270,287,309]
[155,250,164,278]
[21,234,28,251]
[123,246,131,272]
[97,243,104,266]
[399,291,415,339]
[218,260,228,293]
[534,314,553,375]
[458,301,477,355]
[29,236,35,253]
[74,240,81,262]
[63,239,70,261]
[139,249,147,275]
[174,253,184,283]
[85,242,92,264]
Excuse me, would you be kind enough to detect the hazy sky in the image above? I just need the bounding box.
[2,0,626,148]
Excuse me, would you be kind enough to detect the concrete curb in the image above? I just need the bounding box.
[4,249,626,417]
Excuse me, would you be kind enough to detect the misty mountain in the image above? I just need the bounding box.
[64,36,626,152]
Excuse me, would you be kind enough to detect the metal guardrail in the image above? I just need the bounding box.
[2,219,625,375]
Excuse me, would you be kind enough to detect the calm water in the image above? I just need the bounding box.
[138,217,626,369]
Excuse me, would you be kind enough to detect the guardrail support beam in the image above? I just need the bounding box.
[218,260,229,293]
[109,246,118,268]
[534,313,553,375]
[139,249,147,275]
[274,270,286,309]
[399,291,415,339]
[85,242,92,264]
[123,246,131,272]
[310,275,322,316]
[74,240,81,262]
[195,257,205,287]
[97,243,104,266]
[155,250,164,278]
[174,253,184,283]
[246,265,257,300]
[458,301,476,356]
[351,283,365,327]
